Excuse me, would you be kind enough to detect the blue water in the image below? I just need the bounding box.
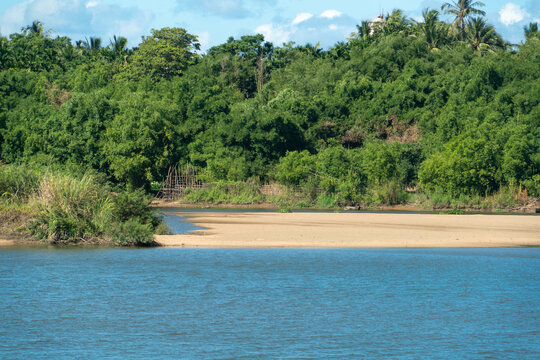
[158,209,206,234]
[1,248,539,359]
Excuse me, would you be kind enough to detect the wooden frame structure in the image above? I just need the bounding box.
[157,164,203,200]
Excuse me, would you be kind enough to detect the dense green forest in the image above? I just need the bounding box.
[1,3,539,229]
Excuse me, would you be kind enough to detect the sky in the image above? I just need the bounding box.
[0,0,538,51]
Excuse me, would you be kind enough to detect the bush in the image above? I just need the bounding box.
[110,219,155,247]
[112,188,158,225]
[24,171,159,246]
[523,175,540,197]
[373,180,408,205]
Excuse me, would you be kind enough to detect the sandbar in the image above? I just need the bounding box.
[0,239,15,246]
[155,212,540,248]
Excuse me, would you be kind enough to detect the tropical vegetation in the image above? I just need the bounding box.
[0,3,538,244]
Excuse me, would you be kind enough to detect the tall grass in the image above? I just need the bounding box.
[0,164,41,203]
[412,183,534,211]
[0,164,160,246]
[182,182,266,205]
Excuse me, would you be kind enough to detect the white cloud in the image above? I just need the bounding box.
[499,3,529,26]
[320,9,342,19]
[254,9,356,48]
[292,12,313,25]
[178,0,278,19]
[0,0,153,46]
[85,1,99,8]
[254,23,291,45]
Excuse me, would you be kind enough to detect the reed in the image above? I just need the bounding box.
[0,164,160,246]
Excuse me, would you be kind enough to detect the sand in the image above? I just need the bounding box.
[155,212,540,248]
[0,239,15,246]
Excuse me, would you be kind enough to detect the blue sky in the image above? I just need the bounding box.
[1,0,538,50]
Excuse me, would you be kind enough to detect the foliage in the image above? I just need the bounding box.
[0,13,538,212]
[442,0,486,40]
[0,165,160,246]
[121,27,200,81]
[0,163,41,201]
[182,181,266,204]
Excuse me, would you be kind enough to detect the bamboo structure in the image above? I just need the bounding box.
[157,164,203,200]
[157,165,320,201]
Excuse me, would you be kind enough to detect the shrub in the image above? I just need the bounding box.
[373,180,408,205]
[26,171,159,246]
[110,219,155,247]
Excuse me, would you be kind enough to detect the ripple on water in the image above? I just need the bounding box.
[0,248,539,359]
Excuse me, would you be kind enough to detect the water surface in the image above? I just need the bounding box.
[1,248,539,359]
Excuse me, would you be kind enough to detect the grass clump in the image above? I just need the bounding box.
[0,164,41,202]
[182,181,266,205]
[1,164,161,246]
[29,173,158,246]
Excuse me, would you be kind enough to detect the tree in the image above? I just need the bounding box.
[384,10,413,36]
[122,27,200,81]
[466,17,505,54]
[109,35,128,53]
[83,37,102,53]
[523,22,539,40]
[21,20,48,37]
[416,8,448,50]
[0,36,9,69]
[6,22,72,71]
[349,21,373,50]
[356,21,371,39]
[207,34,273,95]
[442,0,485,41]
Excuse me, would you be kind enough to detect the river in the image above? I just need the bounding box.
[1,247,539,358]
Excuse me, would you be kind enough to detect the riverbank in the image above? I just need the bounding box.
[151,198,539,213]
[155,212,540,248]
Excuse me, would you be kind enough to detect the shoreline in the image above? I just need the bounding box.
[2,211,539,249]
[151,199,539,214]
[155,211,540,249]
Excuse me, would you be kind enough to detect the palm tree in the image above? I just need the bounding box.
[384,9,412,35]
[22,20,44,35]
[416,8,449,50]
[21,20,53,38]
[442,0,485,41]
[349,21,372,48]
[356,21,371,39]
[466,17,505,54]
[523,22,539,40]
[300,42,323,57]
[83,36,102,53]
[109,35,128,52]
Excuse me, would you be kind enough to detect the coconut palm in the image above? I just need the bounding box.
[442,0,485,41]
[356,21,371,39]
[523,22,539,40]
[83,37,102,53]
[349,21,372,48]
[109,35,128,52]
[22,20,44,35]
[466,17,505,54]
[21,20,53,38]
[383,9,412,35]
[416,8,449,50]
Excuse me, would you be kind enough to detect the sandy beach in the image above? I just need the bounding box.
[155,212,540,248]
